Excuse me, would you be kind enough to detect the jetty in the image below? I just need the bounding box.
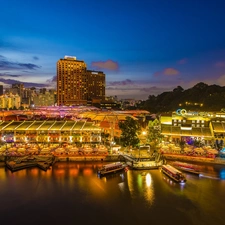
[5,155,56,172]
[118,152,166,170]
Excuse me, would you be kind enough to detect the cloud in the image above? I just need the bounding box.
[139,86,161,93]
[163,68,180,75]
[0,77,48,88]
[33,56,39,60]
[177,58,188,64]
[153,67,180,77]
[91,60,119,70]
[0,55,41,70]
[215,61,225,68]
[47,75,57,83]
[0,73,21,77]
[106,80,175,100]
[108,79,134,86]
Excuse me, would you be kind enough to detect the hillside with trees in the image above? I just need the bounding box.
[138,82,225,113]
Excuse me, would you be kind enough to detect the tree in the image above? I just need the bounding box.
[147,119,163,152]
[118,116,141,149]
[101,132,109,145]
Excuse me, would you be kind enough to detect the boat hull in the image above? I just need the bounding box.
[161,165,186,183]
[98,167,125,176]
[98,162,127,176]
[173,166,200,175]
[171,162,200,175]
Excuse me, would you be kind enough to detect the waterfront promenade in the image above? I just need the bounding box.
[1,143,225,168]
[1,150,225,169]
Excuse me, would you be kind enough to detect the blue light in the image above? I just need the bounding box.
[219,169,225,180]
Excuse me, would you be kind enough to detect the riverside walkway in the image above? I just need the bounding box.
[163,153,225,165]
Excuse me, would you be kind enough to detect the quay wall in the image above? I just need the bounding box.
[1,154,225,165]
[56,155,120,162]
[164,154,225,165]
[0,155,120,163]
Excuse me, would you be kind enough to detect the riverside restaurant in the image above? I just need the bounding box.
[0,120,102,144]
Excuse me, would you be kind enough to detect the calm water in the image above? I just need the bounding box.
[0,161,225,225]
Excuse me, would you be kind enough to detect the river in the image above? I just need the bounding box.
[0,161,225,225]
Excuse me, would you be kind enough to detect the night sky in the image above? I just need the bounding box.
[1,0,225,100]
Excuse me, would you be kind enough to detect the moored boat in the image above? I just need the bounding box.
[98,162,127,176]
[132,158,164,170]
[161,164,186,183]
[170,161,200,175]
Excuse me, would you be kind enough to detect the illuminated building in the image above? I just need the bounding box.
[0,120,102,144]
[33,90,56,106]
[0,94,21,109]
[160,109,225,147]
[12,83,24,96]
[57,56,105,106]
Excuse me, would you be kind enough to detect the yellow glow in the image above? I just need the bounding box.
[146,173,151,187]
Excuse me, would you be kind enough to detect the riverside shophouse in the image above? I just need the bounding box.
[0,120,102,144]
[160,109,225,148]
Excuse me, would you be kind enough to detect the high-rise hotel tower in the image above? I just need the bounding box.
[57,56,105,106]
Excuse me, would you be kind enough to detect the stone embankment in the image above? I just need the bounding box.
[0,154,120,163]
[1,154,225,168]
[164,154,225,165]
[56,155,119,162]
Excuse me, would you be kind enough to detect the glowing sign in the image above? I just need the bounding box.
[64,56,76,60]
[176,109,210,117]
[176,109,187,116]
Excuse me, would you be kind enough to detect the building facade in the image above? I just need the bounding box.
[33,90,56,106]
[160,109,225,148]
[57,56,105,106]
[0,94,21,109]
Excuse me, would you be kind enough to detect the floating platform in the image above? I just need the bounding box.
[5,155,55,172]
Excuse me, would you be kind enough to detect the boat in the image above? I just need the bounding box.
[161,164,186,183]
[170,161,200,175]
[132,158,164,170]
[97,162,127,176]
[124,152,166,170]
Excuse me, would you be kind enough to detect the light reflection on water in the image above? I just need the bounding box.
[0,162,225,225]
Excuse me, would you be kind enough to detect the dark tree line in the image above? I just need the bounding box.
[137,82,225,113]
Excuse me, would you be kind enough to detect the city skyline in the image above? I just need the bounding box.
[1,0,225,100]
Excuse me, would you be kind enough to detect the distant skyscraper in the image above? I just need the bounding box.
[57,56,105,106]
[0,85,3,96]
[12,83,24,96]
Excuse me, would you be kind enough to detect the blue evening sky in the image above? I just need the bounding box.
[0,0,225,100]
